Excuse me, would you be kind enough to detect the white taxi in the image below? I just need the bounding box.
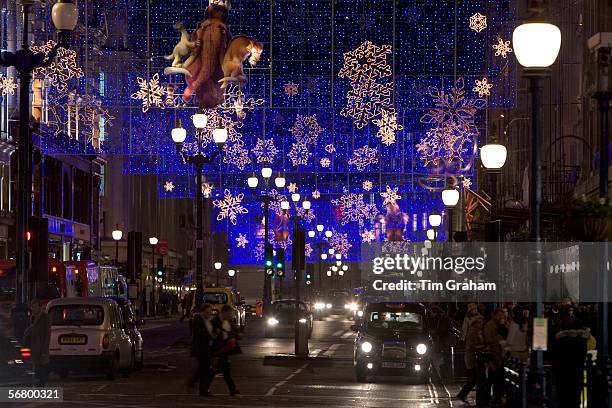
[46,297,134,380]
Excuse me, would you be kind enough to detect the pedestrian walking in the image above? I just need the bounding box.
[456,316,485,404]
[483,308,507,404]
[507,306,529,361]
[188,303,216,397]
[460,303,480,342]
[23,299,51,386]
[210,305,240,396]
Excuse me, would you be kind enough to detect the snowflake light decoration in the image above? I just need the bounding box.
[290,114,324,146]
[473,77,493,97]
[297,207,316,223]
[363,180,373,191]
[325,144,336,154]
[252,138,279,164]
[266,189,287,216]
[381,185,401,205]
[338,41,394,129]
[220,83,264,119]
[492,37,513,58]
[320,158,331,168]
[417,78,486,168]
[31,42,84,94]
[213,189,248,225]
[284,81,298,96]
[164,181,175,192]
[382,241,410,254]
[270,236,292,250]
[288,183,298,193]
[254,242,265,261]
[361,229,376,243]
[372,109,403,146]
[236,233,249,248]
[469,13,487,33]
[326,230,352,256]
[332,192,378,227]
[202,183,214,197]
[288,142,310,166]
[305,243,313,258]
[223,142,252,170]
[348,145,379,171]
[312,190,321,199]
[0,76,17,96]
[130,73,167,112]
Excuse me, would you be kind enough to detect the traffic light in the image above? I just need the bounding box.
[157,257,165,282]
[276,248,285,276]
[264,244,274,275]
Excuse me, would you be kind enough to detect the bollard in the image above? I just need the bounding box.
[296,322,309,356]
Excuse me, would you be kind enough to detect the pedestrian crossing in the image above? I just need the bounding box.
[331,329,355,339]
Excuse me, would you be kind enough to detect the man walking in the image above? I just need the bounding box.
[189,303,216,396]
[211,305,240,396]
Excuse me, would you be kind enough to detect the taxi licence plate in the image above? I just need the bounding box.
[59,335,87,345]
[382,361,406,369]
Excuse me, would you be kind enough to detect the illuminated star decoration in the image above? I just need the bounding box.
[236,233,249,248]
[305,243,314,258]
[320,158,331,168]
[325,144,336,154]
[284,81,298,96]
[213,189,249,225]
[492,37,513,58]
[252,138,279,164]
[372,109,403,146]
[0,76,18,96]
[361,229,376,243]
[202,183,214,197]
[164,181,175,192]
[312,190,321,199]
[326,230,352,256]
[380,185,401,205]
[348,145,379,171]
[288,142,310,166]
[31,41,84,94]
[338,41,394,129]
[130,73,167,112]
[417,78,486,168]
[473,77,493,97]
[363,180,373,191]
[290,114,324,146]
[469,13,487,33]
[332,191,378,227]
[287,183,298,193]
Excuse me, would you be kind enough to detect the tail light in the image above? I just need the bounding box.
[20,347,31,358]
[102,334,110,349]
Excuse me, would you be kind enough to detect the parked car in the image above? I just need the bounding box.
[106,296,144,370]
[46,297,134,380]
[352,302,432,383]
[203,287,246,331]
[265,299,313,338]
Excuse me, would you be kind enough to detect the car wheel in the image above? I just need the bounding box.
[106,352,119,380]
[355,367,368,383]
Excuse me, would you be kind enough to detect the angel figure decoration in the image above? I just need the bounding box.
[374,201,410,242]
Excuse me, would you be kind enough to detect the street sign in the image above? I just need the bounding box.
[156,240,169,255]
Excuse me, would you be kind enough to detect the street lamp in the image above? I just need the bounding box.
[325,230,332,238]
[214,262,222,286]
[316,224,324,232]
[426,228,436,241]
[172,114,226,306]
[481,135,507,221]
[5,0,78,340]
[513,17,561,375]
[274,172,286,188]
[442,187,460,242]
[112,225,123,265]
[308,230,315,238]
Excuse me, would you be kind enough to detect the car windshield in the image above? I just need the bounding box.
[49,305,105,326]
[367,310,423,332]
[274,302,306,313]
[203,292,228,304]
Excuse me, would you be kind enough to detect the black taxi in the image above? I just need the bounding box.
[351,302,432,383]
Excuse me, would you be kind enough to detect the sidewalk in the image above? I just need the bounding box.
[139,315,183,331]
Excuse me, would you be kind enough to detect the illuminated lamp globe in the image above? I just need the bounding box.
[149,237,158,246]
[335,253,341,260]
[316,224,324,232]
[308,230,315,238]
[247,173,259,189]
[426,229,436,241]
[281,200,290,210]
[52,0,78,32]
[342,264,348,271]
[328,248,335,255]
[171,126,187,144]
[302,200,311,210]
[326,270,332,277]
[332,266,338,272]
[261,167,272,179]
[424,239,432,249]
[428,212,442,228]
[338,270,344,276]
[291,193,300,202]
[324,230,332,238]
[214,262,222,270]
[442,188,460,208]
[228,269,236,277]
[336,260,342,266]
[481,142,507,171]
[213,128,228,144]
[275,173,286,188]
[192,113,208,129]
[112,226,122,241]
[513,23,561,68]
[321,253,328,260]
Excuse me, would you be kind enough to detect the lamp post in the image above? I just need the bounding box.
[228,269,236,287]
[428,211,442,241]
[481,134,507,221]
[172,114,227,306]
[112,225,123,265]
[3,0,78,339]
[441,187,460,242]
[147,237,158,317]
[214,262,222,286]
[248,167,280,310]
[513,18,561,376]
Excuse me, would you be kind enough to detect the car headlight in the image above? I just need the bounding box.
[267,317,279,326]
[357,310,363,317]
[326,303,332,309]
[361,341,373,353]
[344,304,350,309]
[299,318,307,324]
[349,303,358,311]
[314,303,324,310]
[416,343,427,355]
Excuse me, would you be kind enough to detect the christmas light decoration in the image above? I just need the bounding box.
[284,81,298,96]
[312,190,321,199]
[236,233,249,248]
[0,76,17,95]
[361,229,376,243]
[473,77,493,97]
[380,185,401,205]
[326,230,352,256]
[31,41,84,94]
[325,144,336,154]
[297,207,316,223]
[130,73,167,112]
[223,142,252,170]
[213,189,249,225]
[332,192,378,227]
[287,183,298,193]
[372,109,403,146]
[492,37,513,58]
[290,114,324,146]
[202,183,214,197]
[164,181,175,192]
[254,242,265,261]
[288,142,310,166]
[348,145,379,171]
[469,13,487,33]
[320,157,331,168]
[220,83,264,120]
[363,180,373,191]
[305,243,313,257]
[463,177,472,189]
[252,138,279,164]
